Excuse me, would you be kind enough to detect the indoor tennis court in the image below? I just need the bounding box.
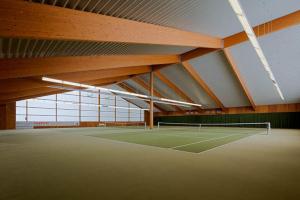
[91,123,269,153]
[1,0,300,200]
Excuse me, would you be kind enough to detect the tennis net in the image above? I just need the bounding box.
[157,122,271,135]
[96,121,147,130]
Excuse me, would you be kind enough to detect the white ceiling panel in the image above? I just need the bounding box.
[189,51,251,107]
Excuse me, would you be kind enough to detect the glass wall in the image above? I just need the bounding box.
[100,93,115,122]
[57,91,79,122]
[16,90,145,123]
[81,91,98,122]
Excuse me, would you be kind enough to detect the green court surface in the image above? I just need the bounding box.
[91,127,266,153]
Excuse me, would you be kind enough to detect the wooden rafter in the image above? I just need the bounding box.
[0,66,152,94]
[181,48,219,62]
[181,61,225,110]
[131,77,184,112]
[223,48,256,110]
[180,10,300,61]
[0,76,130,103]
[149,70,154,129]
[0,0,223,48]
[154,70,202,111]
[53,66,151,82]
[0,54,179,80]
[117,83,165,112]
[224,10,300,47]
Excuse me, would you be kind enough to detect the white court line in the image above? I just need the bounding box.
[170,134,238,149]
[197,134,256,154]
[152,132,205,139]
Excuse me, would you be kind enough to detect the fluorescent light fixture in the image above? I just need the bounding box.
[42,77,203,107]
[159,98,202,107]
[153,100,191,108]
[42,77,62,84]
[228,0,284,100]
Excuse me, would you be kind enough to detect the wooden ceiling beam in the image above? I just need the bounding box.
[53,65,151,82]
[0,54,179,80]
[131,77,184,112]
[224,10,300,47]
[0,76,130,103]
[223,48,256,110]
[117,83,165,112]
[180,10,300,61]
[0,66,151,93]
[0,0,222,48]
[181,61,225,110]
[181,48,219,62]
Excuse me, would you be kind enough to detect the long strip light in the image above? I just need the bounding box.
[228,0,284,100]
[47,85,146,101]
[47,85,191,108]
[42,77,203,107]
[42,77,149,99]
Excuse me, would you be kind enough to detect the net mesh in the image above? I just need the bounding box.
[96,121,147,130]
[157,122,271,135]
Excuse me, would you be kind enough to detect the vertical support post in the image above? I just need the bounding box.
[0,102,16,130]
[267,122,271,134]
[98,90,101,123]
[128,102,130,122]
[149,69,154,129]
[25,100,28,122]
[139,108,141,122]
[79,91,81,123]
[114,96,117,122]
[55,94,58,123]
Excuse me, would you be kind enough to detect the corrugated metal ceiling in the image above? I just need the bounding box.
[1,0,299,108]
[27,0,300,37]
[0,37,193,58]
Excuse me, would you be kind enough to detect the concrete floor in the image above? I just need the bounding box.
[0,128,300,200]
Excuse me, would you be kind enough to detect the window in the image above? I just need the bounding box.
[16,90,145,125]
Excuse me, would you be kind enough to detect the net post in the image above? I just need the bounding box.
[267,122,271,134]
[144,122,147,130]
[158,122,160,130]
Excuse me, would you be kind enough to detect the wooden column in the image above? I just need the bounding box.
[149,69,154,129]
[79,91,81,122]
[114,96,117,122]
[98,90,101,122]
[0,102,16,130]
[128,102,131,122]
[55,94,58,122]
[144,111,150,126]
[25,100,28,122]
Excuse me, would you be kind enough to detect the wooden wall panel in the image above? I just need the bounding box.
[0,102,16,130]
[155,103,300,117]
